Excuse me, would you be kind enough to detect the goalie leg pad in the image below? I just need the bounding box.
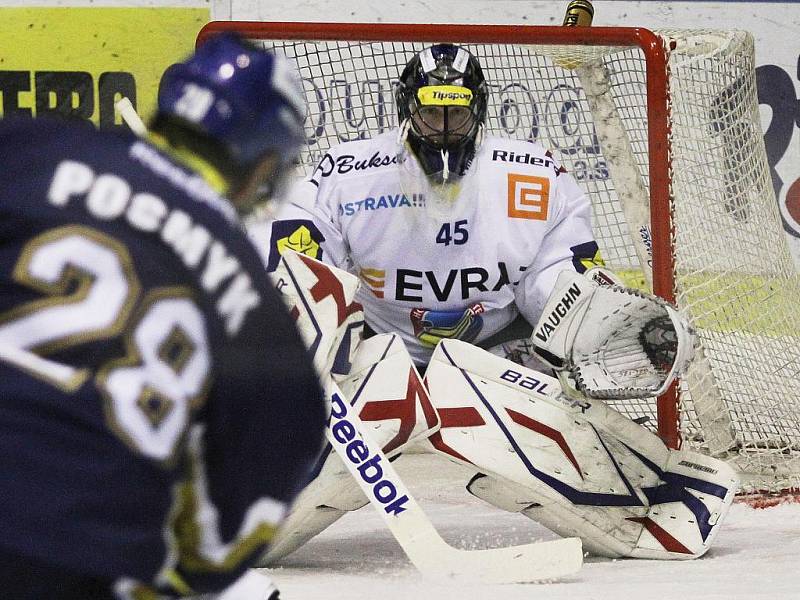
[259,447,367,564]
[270,251,365,379]
[261,333,440,563]
[623,449,737,559]
[425,339,739,559]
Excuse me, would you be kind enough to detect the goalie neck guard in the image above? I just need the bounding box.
[396,44,488,183]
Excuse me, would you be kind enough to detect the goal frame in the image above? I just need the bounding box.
[196,21,679,446]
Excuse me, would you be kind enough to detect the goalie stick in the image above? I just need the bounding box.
[561,0,654,287]
[324,377,583,583]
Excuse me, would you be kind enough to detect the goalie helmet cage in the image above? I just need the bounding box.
[197,21,800,498]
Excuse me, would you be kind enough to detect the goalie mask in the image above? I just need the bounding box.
[396,44,488,185]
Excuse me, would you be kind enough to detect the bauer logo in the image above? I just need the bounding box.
[507,173,550,220]
[329,392,410,516]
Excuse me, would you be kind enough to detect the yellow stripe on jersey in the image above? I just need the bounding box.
[579,248,606,271]
[359,267,385,287]
[148,132,228,195]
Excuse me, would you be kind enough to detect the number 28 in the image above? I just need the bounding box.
[0,225,210,463]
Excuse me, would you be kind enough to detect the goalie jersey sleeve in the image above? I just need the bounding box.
[0,118,325,595]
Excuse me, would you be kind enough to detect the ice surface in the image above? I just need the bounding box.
[262,454,800,600]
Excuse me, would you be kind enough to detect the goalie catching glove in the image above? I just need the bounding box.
[532,268,696,399]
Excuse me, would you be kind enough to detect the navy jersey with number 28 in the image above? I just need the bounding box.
[0,118,325,597]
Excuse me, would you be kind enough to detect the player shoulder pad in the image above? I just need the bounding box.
[309,131,401,186]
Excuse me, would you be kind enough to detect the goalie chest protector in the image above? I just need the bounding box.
[262,130,599,366]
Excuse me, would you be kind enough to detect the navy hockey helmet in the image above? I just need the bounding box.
[157,33,306,196]
[396,44,488,180]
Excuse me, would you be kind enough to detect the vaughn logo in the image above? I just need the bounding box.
[311,151,399,184]
[534,282,583,343]
[339,193,426,216]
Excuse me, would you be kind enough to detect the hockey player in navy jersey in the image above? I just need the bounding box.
[0,34,325,599]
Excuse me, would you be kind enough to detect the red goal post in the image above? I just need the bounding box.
[197,21,800,497]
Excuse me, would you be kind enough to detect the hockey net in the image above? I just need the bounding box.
[197,22,800,497]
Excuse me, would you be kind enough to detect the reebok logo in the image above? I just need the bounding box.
[329,392,411,516]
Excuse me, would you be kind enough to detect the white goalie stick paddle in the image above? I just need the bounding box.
[325,378,583,583]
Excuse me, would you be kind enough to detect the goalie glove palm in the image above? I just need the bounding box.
[532,270,696,399]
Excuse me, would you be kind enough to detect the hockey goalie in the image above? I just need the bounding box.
[263,250,739,573]
[249,41,739,575]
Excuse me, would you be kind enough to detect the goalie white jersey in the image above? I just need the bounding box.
[253,130,599,366]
